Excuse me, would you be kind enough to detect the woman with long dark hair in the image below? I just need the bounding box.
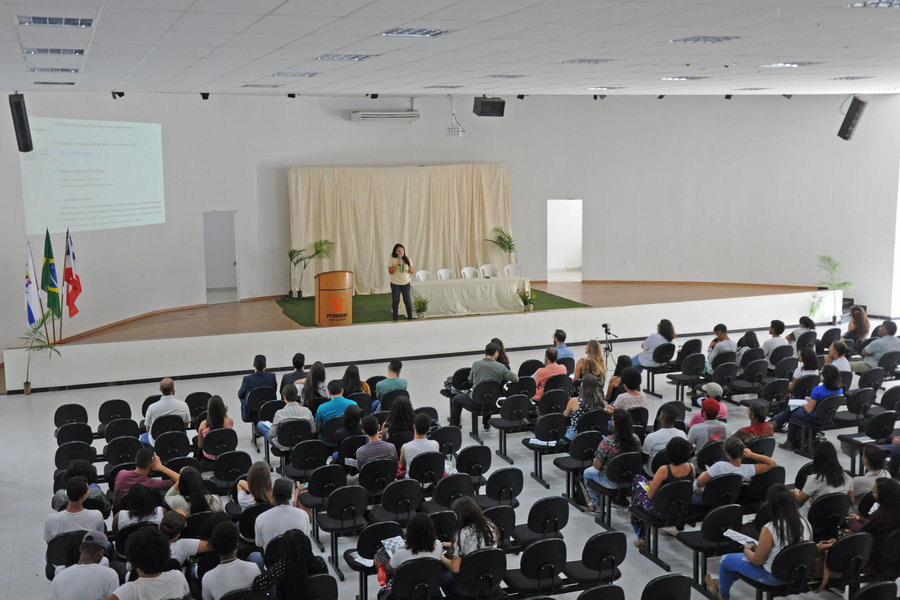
[196,395,233,460]
[388,243,415,321]
[582,408,641,511]
[792,440,853,515]
[165,466,224,516]
[383,396,415,439]
[787,347,820,394]
[605,355,634,404]
[633,319,675,370]
[564,373,606,440]
[787,316,816,344]
[252,529,328,599]
[772,364,843,451]
[299,361,327,415]
[842,305,870,353]
[735,330,760,366]
[236,461,274,509]
[114,484,164,531]
[341,364,369,396]
[847,478,900,578]
[441,496,499,595]
[706,484,811,599]
[491,338,510,369]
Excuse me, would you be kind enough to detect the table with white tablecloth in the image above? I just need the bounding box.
[410,276,530,317]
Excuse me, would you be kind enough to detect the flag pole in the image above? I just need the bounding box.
[27,241,50,343]
[59,229,69,342]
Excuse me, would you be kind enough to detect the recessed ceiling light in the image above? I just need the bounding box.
[381,28,453,37]
[316,54,378,61]
[273,72,317,77]
[30,67,79,73]
[737,87,769,91]
[670,36,739,43]
[560,58,614,64]
[34,81,75,85]
[849,0,900,6]
[482,74,527,79]
[24,48,85,56]
[830,76,873,80]
[761,62,817,68]
[18,16,93,27]
[660,76,706,81]
[425,85,462,89]
[242,83,283,88]
[588,86,624,91]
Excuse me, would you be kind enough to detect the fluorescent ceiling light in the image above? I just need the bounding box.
[761,62,817,68]
[30,67,79,73]
[588,86,624,90]
[273,72,317,77]
[24,48,85,55]
[560,58,613,64]
[316,54,378,61]
[849,0,900,6]
[482,74,527,79]
[737,87,769,90]
[381,28,453,37]
[242,83,283,88]
[425,85,462,89]
[670,35,739,43]
[830,75,872,80]
[18,16,93,27]
[660,76,706,81]
[34,81,75,85]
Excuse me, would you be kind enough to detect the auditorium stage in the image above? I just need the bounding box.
[2,281,830,394]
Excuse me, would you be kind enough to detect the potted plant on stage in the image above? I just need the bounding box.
[485,226,517,264]
[809,254,853,325]
[413,297,429,320]
[288,239,335,298]
[518,289,537,312]
[20,311,61,395]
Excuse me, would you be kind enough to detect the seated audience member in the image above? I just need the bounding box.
[693,437,775,504]
[106,526,190,600]
[851,446,891,509]
[382,396,416,439]
[553,329,574,360]
[355,416,398,471]
[141,377,191,446]
[450,342,517,429]
[45,477,105,543]
[573,339,607,385]
[705,484,811,600]
[258,384,314,451]
[253,478,311,553]
[237,355,277,424]
[687,398,730,450]
[251,529,327,597]
[788,348,820,393]
[772,364,843,451]
[298,361,328,415]
[583,408,642,510]
[825,340,852,373]
[786,316,816,345]
[332,404,364,461]
[533,347,567,400]
[606,367,647,413]
[642,402,687,464]
[706,323,737,372]
[165,466,224,516]
[630,437,695,546]
[279,352,307,395]
[114,484,165,532]
[491,337,511,369]
[52,531,119,600]
[235,462,274,510]
[564,373,606,440]
[52,459,110,518]
[196,395,234,460]
[113,448,179,511]
[846,477,900,579]
[200,521,260,600]
[342,364,370,396]
[735,330,760,367]
[441,496,500,595]
[390,513,444,571]
[791,441,853,516]
[762,320,788,368]
[158,510,210,567]
[687,383,728,427]
[851,320,900,373]
[605,356,633,404]
[314,380,355,442]
[842,305,870,353]
[734,402,774,442]
[633,319,676,370]
[373,359,407,412]
[400,412,439,474]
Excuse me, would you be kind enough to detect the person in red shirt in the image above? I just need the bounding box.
[735,402,774,442]
[113,447,180,511]
[532,347,567,400]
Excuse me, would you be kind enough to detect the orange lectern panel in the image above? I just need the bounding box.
[314,270,353,326]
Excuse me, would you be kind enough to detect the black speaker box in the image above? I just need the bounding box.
[9,93,33,152]
[473,97,505,117]
[838,96,867,141]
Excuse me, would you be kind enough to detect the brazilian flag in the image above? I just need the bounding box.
[41,229,60,317]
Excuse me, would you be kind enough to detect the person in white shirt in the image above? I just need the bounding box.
[761,320,789,368]
[140,377,190,446]
[706,324,737,372]
[852,321,900,373]
[633,319,676,369]
[201,521,260,600]
[399,412,439,473]
[252,478,310,558]
[693,437,776,504]
[642,403,687,471]
[105,527,190,600]
[52,531,119,600]
[389,513,444,569]
[158,510,210,566]
[45,477,105,543]
[257,384,314,450]
[825,340,853,373]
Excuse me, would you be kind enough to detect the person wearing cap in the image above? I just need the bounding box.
[52,531,119,600]
[687,397,730,452]
[106,526,190,600]
[252,478,310,558]
[201,521,260,600]
[687,383,729,428]
[706,324,737,372]
[693,436,776,504]
[45,476,105,543]
[158,510,211,566]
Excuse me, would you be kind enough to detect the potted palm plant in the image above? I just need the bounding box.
[413,297,429,319]
[485,226,516,264]
[518,289,537,312]
[288,239,335,298]
[809,254,853,324]
[20,311,61,395]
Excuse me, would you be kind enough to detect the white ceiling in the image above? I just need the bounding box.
[2,0,900,97]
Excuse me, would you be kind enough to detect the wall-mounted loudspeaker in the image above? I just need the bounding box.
[837,96,867,141]
[473,97,505,117]
[9,93,33,152]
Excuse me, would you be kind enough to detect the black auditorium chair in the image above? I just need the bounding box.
[735,541,817,600]
[489,394,532,465]
[344,521,403,600]
[522,412,568,488]
[643,343,676,398]
[640,573,693,600]
[563,530,626,587]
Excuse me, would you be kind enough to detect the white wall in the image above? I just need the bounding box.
[1,92,899,352]
[546,199,582,270]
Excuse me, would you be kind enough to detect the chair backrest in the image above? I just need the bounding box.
[796,331,817,352]
[853,582,899,600]
[498,394,532,423]
[581,530,627,573]
[456,444,492,479]
[113,521,157,556]
[821,327,842,348]
[276,419,313,450]
[650,450,671,473]
[519,538,566,587]
[808,492,851,539]
[184,391,212,419]
[408,451,446,487]
[290,440,330,477]
[429,509,458,542]
[380,388,409,413]
[504,264,525,277]
[183,510,217,538]
[432,473,474,508]
[379,479,424,516]
[865,410,898,441]
[678,353,706,377]
[392,557,445,600]
[415,270,433,282]
[505,377,535,398]
[536,389,568,414]
[650,480,693,524]
[771,356,799,381]
[794,461,815,490]
[769,345,794,366]
[744,466,786,503]
[154,431,191,462]
[627,406,649,429]
[652,343,677,365]
[221,589,269,600]
[846,387,876,414]
[760,379,790,403]
[526,495,569,536]
[104,418,141,442]
[711,351,736,370]
[306,464,347,500]
[98,399,131,425]
[605,452,643,485]
[740,347,766,368]
[793,374,820,400]
[237,502,272,542]
[485,467,523,504]
[141,395,161,416]
[55,403,89,428]
[321,416,344,446]
[326,485,368,521]
[57,422,93,445]
[813,394,844,425]
[347,392,373,415]
[576,409,610,434]
[456,548,507,597]
[366,376,386,393]
[544,373,573,395]
[700,504,743,542]
[479,264,499,278]
[471,380,502,407]
[54,441,94,469]
[105,435,143,466]
[701,473,743,506]
[578,585,625,600]
[258,400,281,423]
[483,504,515,546]
[881,386,900,411]
[358,459,397,495]
[437,268,456,280]
[213,450,253,483]
[826,532,873,584]
[307,573,339,600]
[746,436,776,457]
[518,359,544,377]
[357,521,404,559]
[388,430,415,456]
[710,362,738,386]
[558,356,576,375]
[569,430,604,462]
[337,434,367,469]
[461,266,479,279]
[246,387,277,414]
[858,368,886,391]
[532,413,567,442]
[741,359,769,384]
[769,541,817,587]
[149,414,186,440]
[640,574,692,600]
[695,441,726,471]
[428,426,462,456]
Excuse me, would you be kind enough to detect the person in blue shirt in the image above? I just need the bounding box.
[771,364,843,451]
[314,380,356,444]
[238,354,277,433]
[554,329,574,360]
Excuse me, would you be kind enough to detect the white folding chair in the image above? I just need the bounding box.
[461,267,480,279]
[479,264,499,278]
[415,270,434,282]
[504,264,525,277]
[437,269,456,281]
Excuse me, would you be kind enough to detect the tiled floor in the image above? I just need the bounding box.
[6,337,864,600]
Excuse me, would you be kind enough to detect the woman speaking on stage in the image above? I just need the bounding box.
[388,243,415,321]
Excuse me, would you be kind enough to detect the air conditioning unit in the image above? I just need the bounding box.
[349,110,420,122]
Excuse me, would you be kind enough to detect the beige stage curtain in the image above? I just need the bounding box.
[289,163,511,296]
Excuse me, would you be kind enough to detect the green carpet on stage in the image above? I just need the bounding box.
[277,290,589,327]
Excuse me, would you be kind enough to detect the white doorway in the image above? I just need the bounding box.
[546,199,582,282]
[203,210,238,304]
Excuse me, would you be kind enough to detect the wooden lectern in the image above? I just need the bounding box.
[314,270,353,326]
